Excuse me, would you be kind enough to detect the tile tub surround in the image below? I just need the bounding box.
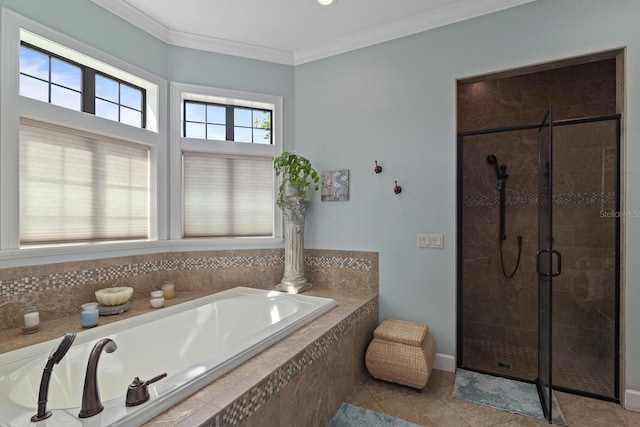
[0,248,378,333]
[159,290,378,427]
[0,249,378,425]
[2,289,377,426]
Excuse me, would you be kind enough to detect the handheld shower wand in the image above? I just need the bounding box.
[31,332,77,422]
[486,154,523,279]
[487,155,501,180]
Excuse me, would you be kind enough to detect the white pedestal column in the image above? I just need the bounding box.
[275,196,311,294]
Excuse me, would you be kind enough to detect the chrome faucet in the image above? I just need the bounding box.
[31,333,77,422]
[78,338,117,418]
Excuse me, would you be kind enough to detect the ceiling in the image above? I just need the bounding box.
[91,0,538,65]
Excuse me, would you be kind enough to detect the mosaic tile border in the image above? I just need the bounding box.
[305,255,372,271]
[0,254,374,298]
[210,296,378,426]
[463,191,617,207]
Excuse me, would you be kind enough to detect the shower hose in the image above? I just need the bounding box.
[500,235,523,279]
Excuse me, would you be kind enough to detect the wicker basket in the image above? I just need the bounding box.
[365,318,436,390]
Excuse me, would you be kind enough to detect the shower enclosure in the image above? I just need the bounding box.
[456,108,621,409]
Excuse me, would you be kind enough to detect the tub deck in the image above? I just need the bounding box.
[0,288,377,426]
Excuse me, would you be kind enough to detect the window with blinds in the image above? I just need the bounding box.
[19,119,150,245]
[183,153,273,237]
[173,84,282,241]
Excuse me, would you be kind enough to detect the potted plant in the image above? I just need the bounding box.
[274,151,320,203]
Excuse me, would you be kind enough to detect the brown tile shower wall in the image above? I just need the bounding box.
[458,59,617,132]
[0,249,378,331]
[459,59,617,357]
[462,131,540,350]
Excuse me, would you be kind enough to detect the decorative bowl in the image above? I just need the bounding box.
[95,287,133,306]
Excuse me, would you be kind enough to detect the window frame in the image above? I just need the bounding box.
[93,70,147,128]
[182,100,273,144]
[19,41,85,111]
[170,82,283,243]
[20,41,148,128]
[1,9,167,260]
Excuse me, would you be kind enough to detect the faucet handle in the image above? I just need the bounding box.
[125,373,167,407]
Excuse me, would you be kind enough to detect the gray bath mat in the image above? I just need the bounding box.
[327,402,422,427]
[453,369,567,425]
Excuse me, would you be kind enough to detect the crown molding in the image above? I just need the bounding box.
[91,0,170,41]
[91,0,295,64]
[294,0,539,64]
[92,0,538,66]
[167,31,294,65]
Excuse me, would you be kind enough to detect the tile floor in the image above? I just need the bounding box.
[345,370,640,426]
[463,338,615,398]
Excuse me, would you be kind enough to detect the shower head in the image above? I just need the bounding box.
[47,333,76,368]
[487,154,501,180]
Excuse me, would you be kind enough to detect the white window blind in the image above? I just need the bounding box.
[19,119,150,245]
[183,153,273,237]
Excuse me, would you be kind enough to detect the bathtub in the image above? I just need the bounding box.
[0,287,336,427]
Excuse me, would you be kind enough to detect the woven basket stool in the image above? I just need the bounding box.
[365,318,436,391]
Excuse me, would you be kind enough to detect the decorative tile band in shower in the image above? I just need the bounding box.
[463,192,616,207]
[213,296,378,426]
[0,253,374,298]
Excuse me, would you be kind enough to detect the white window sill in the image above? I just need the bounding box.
[0,237,284,267]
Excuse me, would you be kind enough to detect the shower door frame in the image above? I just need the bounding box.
[456,113,622,403]
[537,106,554,422]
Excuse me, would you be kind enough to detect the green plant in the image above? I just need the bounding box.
[274,151,319,203]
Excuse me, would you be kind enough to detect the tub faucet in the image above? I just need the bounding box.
[31,333,76,422]
[79,338,117,418]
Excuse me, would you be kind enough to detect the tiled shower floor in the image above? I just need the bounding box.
[462,338,615,398]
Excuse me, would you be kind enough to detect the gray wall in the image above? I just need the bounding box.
[295,0,640,392]
[2,0,640,395]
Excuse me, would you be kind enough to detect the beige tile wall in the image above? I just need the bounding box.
[0,249,378,332]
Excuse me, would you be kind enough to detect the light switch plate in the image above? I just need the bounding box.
[418,233,444,248]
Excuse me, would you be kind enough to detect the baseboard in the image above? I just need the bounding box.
[433,353,456,373]
[625,389,640,412]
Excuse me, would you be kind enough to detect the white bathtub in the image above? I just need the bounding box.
[0,287,336,427]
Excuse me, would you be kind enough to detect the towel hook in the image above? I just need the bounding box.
[394,181,402,195]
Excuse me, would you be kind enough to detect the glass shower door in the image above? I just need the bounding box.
[537,106,556,423]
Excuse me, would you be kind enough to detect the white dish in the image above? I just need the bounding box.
[95,286,133,306]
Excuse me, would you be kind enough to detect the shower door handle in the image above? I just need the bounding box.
[551,250,562,277]
[536,249,549,278]
[536,249,562,278]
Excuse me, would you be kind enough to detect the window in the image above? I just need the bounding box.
[20,119,149,244]
[1,10,166,254]
[19,42,146,128]
[95,73,145,127]
[183,101,272,144]
[19,43,82,110]
[170,83,283,241]
[182,154,274,237]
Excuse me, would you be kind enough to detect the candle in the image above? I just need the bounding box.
[150,290,165,308]
[161,281,175,299]
[81,303,99,328]
[24,312,39,328]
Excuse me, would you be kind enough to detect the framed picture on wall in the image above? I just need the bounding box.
[321,170,349,201]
